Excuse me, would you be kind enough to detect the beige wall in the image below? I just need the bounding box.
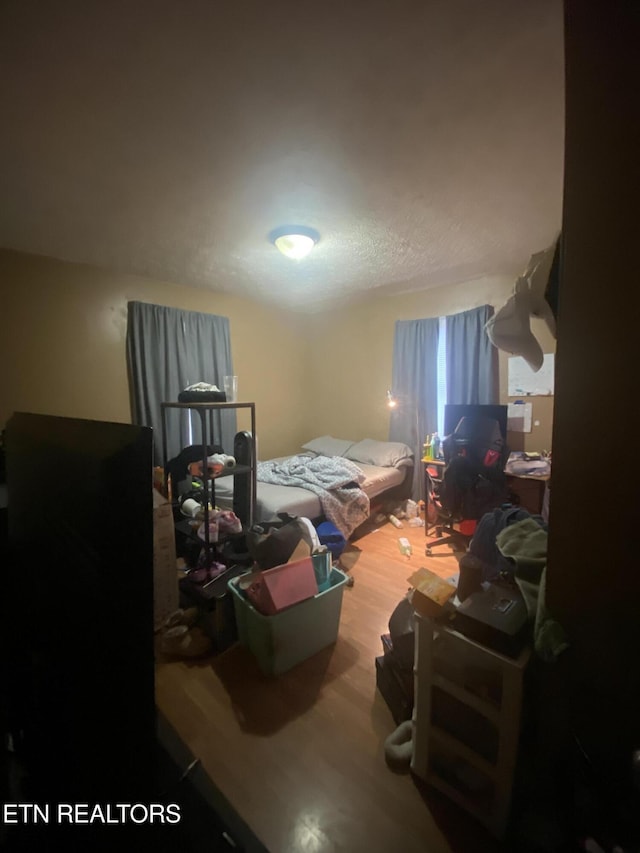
[1,248,556,460]
[0,249,311,460]
[304,277,556,453]
[500,316,556,454]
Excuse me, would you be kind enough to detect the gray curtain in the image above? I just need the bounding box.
[445,305,498,404]
[389,318,440,500]
[126,301,235,465]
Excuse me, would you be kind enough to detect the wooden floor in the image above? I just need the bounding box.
[155,519,505,853]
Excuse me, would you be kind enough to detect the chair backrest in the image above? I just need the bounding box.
[443,414,507,468]
[439,416,508,520]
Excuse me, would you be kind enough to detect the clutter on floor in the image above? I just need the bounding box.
[384,720,413,773]
[159,621,213,658]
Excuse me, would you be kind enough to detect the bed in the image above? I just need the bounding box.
[215,435,414,538]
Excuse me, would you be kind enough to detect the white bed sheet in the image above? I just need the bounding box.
[213,459,406,523]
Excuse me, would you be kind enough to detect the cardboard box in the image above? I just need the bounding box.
[407,567,456,619]
[153,488,179,629]
[240,556,318,616]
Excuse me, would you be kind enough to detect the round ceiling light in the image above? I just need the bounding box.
[269,225,319,260]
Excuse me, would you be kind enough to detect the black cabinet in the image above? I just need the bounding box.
[4,413,157,807]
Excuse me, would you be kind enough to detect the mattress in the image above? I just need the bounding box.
[214,460,406,523]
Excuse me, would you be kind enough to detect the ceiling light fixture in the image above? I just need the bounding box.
[269,225,320,260]
[386,389,398,409]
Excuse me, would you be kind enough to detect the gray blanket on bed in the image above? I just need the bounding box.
[256,454,370,538]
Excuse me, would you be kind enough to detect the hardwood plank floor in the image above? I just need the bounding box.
[156,519,505,853]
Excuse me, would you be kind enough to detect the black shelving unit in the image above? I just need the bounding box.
[160,401,257,571]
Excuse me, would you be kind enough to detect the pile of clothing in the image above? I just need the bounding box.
[463,505,568,662]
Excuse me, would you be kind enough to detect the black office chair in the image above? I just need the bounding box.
[425,415,508,557]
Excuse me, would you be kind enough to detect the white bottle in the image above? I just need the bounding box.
[398,537,412,556]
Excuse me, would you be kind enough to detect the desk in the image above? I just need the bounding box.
[505,473,549,516]
[425,458,549,519]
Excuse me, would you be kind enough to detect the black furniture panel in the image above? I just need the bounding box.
[3,412,157,805]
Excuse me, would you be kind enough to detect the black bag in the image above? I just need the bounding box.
[165,443,223,498]
[246,514,315,570]
[468,505,544,582]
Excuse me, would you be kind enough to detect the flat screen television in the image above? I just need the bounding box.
[444,403,509,443]
[3,412,157,806]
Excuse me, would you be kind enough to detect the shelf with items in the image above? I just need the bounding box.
[425,742,496,825]
[411,612,530,839]
[422,457,446,535]
[430,686,500,764]
[430,672,500,725]
[160,400,256,580]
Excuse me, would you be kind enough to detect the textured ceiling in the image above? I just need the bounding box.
[0,0,565,311]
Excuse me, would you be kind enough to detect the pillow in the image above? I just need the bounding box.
[345,438,414,468]
[301,436,355,458]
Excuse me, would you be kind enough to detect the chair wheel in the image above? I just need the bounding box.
[426,548,433,557]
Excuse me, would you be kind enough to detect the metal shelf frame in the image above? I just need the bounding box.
[160,401,257,565]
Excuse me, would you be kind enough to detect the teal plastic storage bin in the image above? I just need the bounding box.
[228,567,348,675]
